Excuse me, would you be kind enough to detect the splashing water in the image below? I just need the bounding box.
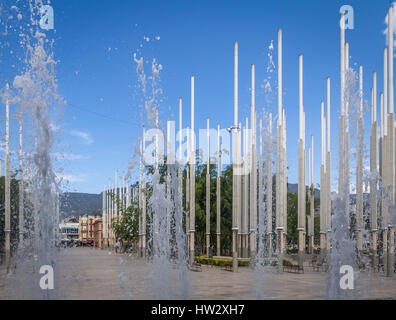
[254,111,275,299]
[132,48,190,299]
[0,1,63,299]
[326,67,359,300]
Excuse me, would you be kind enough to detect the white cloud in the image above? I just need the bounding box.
[51,152,90,161]
[69,130,94,145]
[57,173,86,183]
[383,2,396,53]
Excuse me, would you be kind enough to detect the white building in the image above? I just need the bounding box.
[59,221,79,242]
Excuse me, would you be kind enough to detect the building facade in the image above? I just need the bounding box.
[59,220,79,242]
[93,218,103,248]
[79,215,100,243]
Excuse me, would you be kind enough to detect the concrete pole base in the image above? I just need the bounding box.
[388,228,395,277]
[142,235,146,258]
[189,231,195,265]
[277,230,284,273]
[308,236,314,254]
[386,253,394,277]
[298,251,304,268]
[371,231,377,271]
[189,250,195,265]
[278,252,284,273]
[217,235,221,257]
[371,250,378,271]
[320,233,326,258]
[297,230,304,267]
[237,234,242,258]
[267,237,272,257]
[383,253,389,275]
[5,231,10,271]
[206,234,210,257]
[241,236,248,258]
[357,231,363,252]
[232,252,238,272]
[232,230,238,272]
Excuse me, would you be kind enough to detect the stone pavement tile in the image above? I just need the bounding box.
[0,247,395,300]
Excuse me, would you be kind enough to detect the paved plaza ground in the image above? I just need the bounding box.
[0,247,395,299]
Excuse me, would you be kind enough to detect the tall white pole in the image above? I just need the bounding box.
[103,185,106,247]
[242,117,249,258]
[216,124,221,256]
[345,42,350,225]
[120,176,123,213]
[55,190,60,246]
[166,120,171,235]
[382,48,388,260]
[384,48,388,136]
[111,180,114,245]
[320,101,326,253]
[232,41,239,271]
[356,66,364,252]
[115,169,118,228]
[389,7,394,115]
[266,114,273,255]
[122,175,126,210]
[299,55,303,141]
[102,185,106,248]
[4,82,11,270]
[250,64,257,258]
[206,118,211,256]
[282,109,287,238]
[327,77,331,154]
[259,118,264,252]
[370,72,378,266]
[387,5,395,277]
[326,77,331,249]
[106,184,109,247]
[276,29,285,258]
[107,180,110,246]
[339,12,346,199]
[309,135,315,252]
[142,127,146,257]
[138,137,142,253]
[18,117,24,246]
[126,180,130,207]
[189,75,196,265]
[178,98,183,223]
[186,125,190,251]
[298,54,305,266]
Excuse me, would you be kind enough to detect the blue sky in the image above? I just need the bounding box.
[0,0,394,193]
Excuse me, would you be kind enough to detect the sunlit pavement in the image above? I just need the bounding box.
[0,247,395,300]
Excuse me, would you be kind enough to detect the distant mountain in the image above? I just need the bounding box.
[287,183,320,199]
[60,192,102,218]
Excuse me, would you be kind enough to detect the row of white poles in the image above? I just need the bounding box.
[100,9,396,276]
[102,169,136,248]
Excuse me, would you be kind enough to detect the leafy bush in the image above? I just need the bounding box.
[282,258,292,266]
[195,256,250,267]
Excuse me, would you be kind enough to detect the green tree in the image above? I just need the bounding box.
[111,200,140,243]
